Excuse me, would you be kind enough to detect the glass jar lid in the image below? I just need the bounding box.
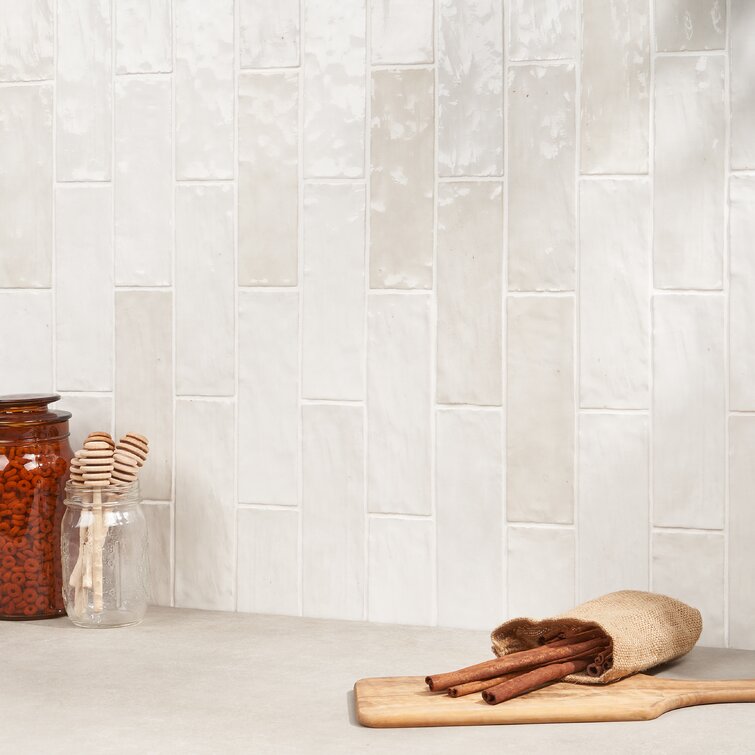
[0,393,72,427]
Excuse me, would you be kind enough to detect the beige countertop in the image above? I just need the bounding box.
[2,606,755,754]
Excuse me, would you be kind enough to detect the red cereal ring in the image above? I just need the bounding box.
[22,604,37,616]
[10,573,25,585]
[17,479,30,492]
[35,595,48,610]
[1,555,13,569]
[40,520,52,535]
[22,588,36,604]
[7,584,21,598]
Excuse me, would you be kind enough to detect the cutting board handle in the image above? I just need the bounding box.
[659,678,755,712]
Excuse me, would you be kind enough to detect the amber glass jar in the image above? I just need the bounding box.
[0,394,72,619]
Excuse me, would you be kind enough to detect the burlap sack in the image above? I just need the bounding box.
[490,590,702,684]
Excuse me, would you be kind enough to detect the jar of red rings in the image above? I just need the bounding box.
[0,394,72,620]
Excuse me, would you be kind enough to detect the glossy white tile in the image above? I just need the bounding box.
[240,0,299,68]
[731,1,755,168]
[142,502,172,606]
[0,0,53,81]
[655,0,725,51]
[508,0,576,61]
[56,394,113,452]
[371,0,433,64]
[115,0,171,73]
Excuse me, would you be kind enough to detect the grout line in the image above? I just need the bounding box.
[174,178,234,185]
[54,181,112,188]
[369,511,433,521]
[508,521,576,531]
[238,64,300,74]
[114,284,173,291]
[507,290,575,297]
[169,0,177,609]
[174,395,235,403]
[436,403,502,411]
[300,397,363,406]
[232,0,240,615]
[237,285,299,292]
[239,502,299,511]
[51,0,59,396]
[301,176,366,184]
[508,58,573,66]
[114,71,172,79]
[652,525,726,535]
[579,173,650,180]
[367,287,432,295]
[436,175,504,183]
[652,288,725,294]
[654,49,726,57]
[371,63,435,71]
[0,79,54,87]
[579,407,650,414]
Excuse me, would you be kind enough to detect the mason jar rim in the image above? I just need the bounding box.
[64,479,141,508]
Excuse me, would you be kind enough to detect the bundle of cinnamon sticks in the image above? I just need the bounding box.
[426,626,613,705]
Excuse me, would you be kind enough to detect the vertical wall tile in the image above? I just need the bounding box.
[302,183,365,400]
[367,294,431,515]
[237,508,299,615]
[731,1,755,168]
[0,0,53,81]
[578,414,649,602]
[175,185,234,396]
[436,410,503,629]
[437,182,503,405]
[238,292,298,506]
[115,78,172,286]
[368,517,434,625]
[175,0,234,179]
[56,0,112,181]
[653,531,724,646]
[655,0,725,51]
[142,502,172,606]
[581,0,650,174]
[240,0,299,68]
[0,84,52,287]
[508,0,576,61]
[175,399,235,611]
[0,292,52,394]
[653,295,724,529]
[508,296,574,523]
[438,0,503,177]
[56,394,113,452]
[115,291,172,500]
[302,405,365,620]
[508,65,576,291]
[580,179,650,409]
[370,69,434,289]
[55,187,113,391]
[303,0,365,177]
[238,72,298,286]
[508,527,575,618]
[115,0,171,73]
[654,56,725,290]
[371,0,433,64]
[731,177,755,409]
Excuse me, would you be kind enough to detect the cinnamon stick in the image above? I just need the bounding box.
[447,671,524,698]
[482,658,589,705]
[538,628,565,645]
[545,628,606,647]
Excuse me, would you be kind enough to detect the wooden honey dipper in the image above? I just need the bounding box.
[112,432,149,484]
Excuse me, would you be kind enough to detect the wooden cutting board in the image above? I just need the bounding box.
[354,674,755,728]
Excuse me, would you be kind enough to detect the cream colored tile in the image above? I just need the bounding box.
[0,0,53,81]
[115,0,171,73]
[371,0,433,64]
[508,0,576,60]
[240,0,299,68]
[731,1,755,169]
[56,394,113,452]
[142,502,172,606]
[655,0,725,51]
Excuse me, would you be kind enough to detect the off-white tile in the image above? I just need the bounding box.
[56,394,113,452]
[240,0,299,68]
[655,0,725,51]
[142,502,172,606]
[367,294,431,515]
[175,0,234,179]
[238,292,298,506]
[175,185,234,396]
[507,296,574,524]
[370,68,434,290]
[368,517,434,625]
[508,0,576,61]
[175,399,235,611]
[0,0,53,81]
[237,508,299,615]
[238,72,298,286]
[580,179,650,409]
[115,0,171,73]
[302,183,365,400]
[371,0,433,64]
[302,405,365,620]
[508,64,576,292]
[437,182,503,405]
[55,186,113,392]
[436,409,503,629]
[115,77,172,286]
[731,1,755,169]
[654,56,724,290]
[652,295,724,529]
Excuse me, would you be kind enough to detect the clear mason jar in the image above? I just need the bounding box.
[61,480,148,628]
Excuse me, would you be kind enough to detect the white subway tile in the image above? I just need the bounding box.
[0,0,53,81]
[507,296,574,523]
[370,68,434,289]
[237,508,299,615]
[0,292,52,394]
[653,531,724,646]
[302,405,365,620]
[175,399,235,611]
[238,72,298,286]
[437,182,503,405]
[652,295,724,529]
[175,0,234,179]
[367,294,431,515]
[175,185,234,396]
[654,56,725,290]
[655,0,725,51]
[508,527,575,618]
[731,1,755,169]
[438,0,503,177]
[578,414,649,602]
[581,0,650,174]
[115,77,172,286]
[115,0,172,73]
[368,517,434,625]
[0,83,52,287]
[580,179,650,409]
[56,0,112,181]
[56,394,113,452]
[508,0,576,61]
[142,502,172,606]
[115,291,173,500]
[240,0,299,68]
[303,0,365,177]
[371,0,433,64]
[436,409,503,629]
[238,292,298,506]
[55,187,113,392]
[302,183,365,400]
[508,64,576,291]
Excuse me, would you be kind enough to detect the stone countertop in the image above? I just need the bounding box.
[2,607,755,754]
